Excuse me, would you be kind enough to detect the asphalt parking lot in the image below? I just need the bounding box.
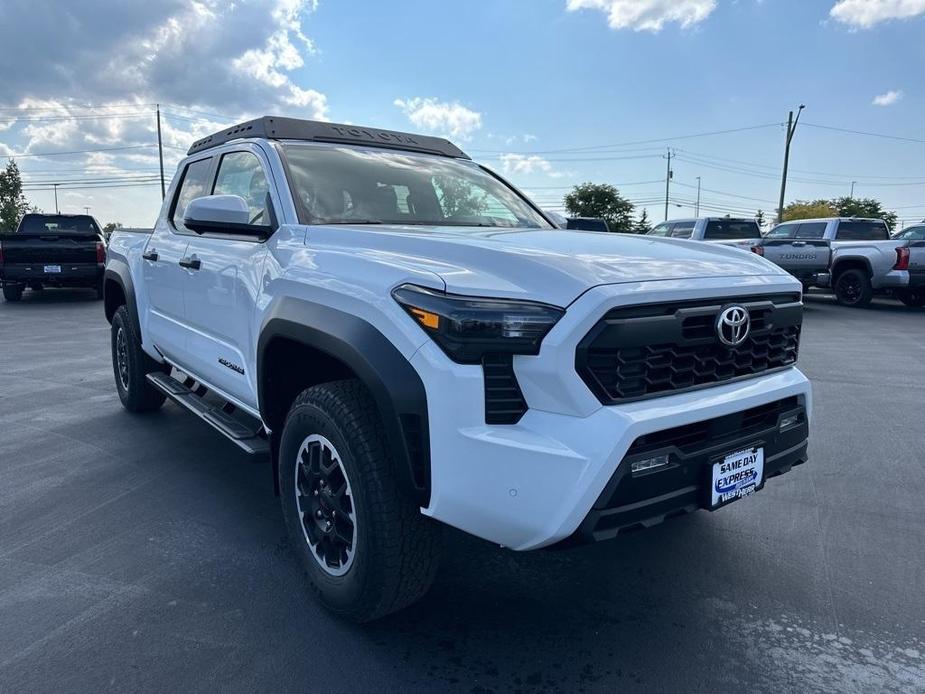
[1,289,923,693]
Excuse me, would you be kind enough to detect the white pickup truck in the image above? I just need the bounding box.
[755,217,924,307]
[103,116,812,621]
[646,217,762,252]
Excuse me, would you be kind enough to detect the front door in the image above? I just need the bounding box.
[181,149,272,408]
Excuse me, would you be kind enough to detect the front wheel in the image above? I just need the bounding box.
[279,380,441,622]
[898,288,925,308]
[111,305,167,412]
[3,285,23,302]
[834,269,873,308]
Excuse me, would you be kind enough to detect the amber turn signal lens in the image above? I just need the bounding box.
[410,307,440,330]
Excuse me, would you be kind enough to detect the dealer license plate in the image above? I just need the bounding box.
[711,446,764,509]
[44,265,61,273]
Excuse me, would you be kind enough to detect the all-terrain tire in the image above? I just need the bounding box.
[111,305,167,412]
[833,269,873,308]
[278,379,441,622]
[3,285,23,302]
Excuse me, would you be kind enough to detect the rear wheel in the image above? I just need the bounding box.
[111,305,166,412]
[3,285,23,302]
[833,269,873,308]
[279,380,441,622]
[898,288,925,308]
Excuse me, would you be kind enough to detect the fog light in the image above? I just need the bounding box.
[779,414,800,432]
[631,454,670,475]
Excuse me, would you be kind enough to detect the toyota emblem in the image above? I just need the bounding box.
[716,305,750,346]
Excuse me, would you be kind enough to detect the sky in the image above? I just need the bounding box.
[1,0,924,229]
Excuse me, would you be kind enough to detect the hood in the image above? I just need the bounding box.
[305,224,785,306]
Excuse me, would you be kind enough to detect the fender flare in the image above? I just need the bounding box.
[103,261,141,335]
[831,256,873,280]
[257,297,431,506]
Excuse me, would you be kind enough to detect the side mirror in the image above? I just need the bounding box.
[566,217,611,233]
[184,195,271,237]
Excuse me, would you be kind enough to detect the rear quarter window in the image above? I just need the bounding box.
[835,221,889,241]
[670,221,695,238]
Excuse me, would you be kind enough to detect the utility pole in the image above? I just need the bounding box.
[84,206,91,215]
[156,104,166,200]
[53,183,59,214]
[695,176,702,217]
[849,181,856,199]
[777,104,805,223]
[664,148,673,221]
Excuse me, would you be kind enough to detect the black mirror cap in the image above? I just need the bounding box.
[567,217,611,233]
[184,217,273,238]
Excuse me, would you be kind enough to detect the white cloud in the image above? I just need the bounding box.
[872,89,904,106]
[830,0,925,28]
[566,0,717,31]
[393,98,482,139]
[0,0,326,118]
[498,153,566,178]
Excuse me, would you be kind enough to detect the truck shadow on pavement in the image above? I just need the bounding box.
[3,287,101,305]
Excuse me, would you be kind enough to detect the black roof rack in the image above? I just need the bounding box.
[187,116,470,159]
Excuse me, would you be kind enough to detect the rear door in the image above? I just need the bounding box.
[142,157,212,361]
[759,222,831,276]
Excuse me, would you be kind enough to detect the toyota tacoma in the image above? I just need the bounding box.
[104,117,812,621]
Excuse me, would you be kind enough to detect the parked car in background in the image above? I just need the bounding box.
[0,213,106,302]
[755,217,923,307]
[104,115,812,621]
[892,224,925,241]
[647,217,762,251]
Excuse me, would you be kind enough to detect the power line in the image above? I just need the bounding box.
[803,122,925,145]
[469,123,782,155]
[3,144,158,158]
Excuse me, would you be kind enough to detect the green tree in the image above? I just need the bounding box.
[831,196,898,230]
[563,182,635,233]
[782,199,836,222]
[434,177,487,219]
[633,208,652,234]
[0,160,32,233]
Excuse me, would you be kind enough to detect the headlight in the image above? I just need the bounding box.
[392,284,565,364]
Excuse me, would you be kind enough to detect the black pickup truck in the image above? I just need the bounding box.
[0,214,106,302]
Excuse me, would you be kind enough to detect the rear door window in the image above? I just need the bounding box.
[766,223,798,239]
[835,221,889,240]
[670,221,695,238]
[703,220,761,240]
[794,222,827,239]
[171,158,213,231]
[648,223,671,237]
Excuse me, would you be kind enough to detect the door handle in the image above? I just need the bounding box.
[142,249,159,262]
[178,256,201,270]
[792,241,807,247]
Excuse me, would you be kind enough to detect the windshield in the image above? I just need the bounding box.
[18,214,100,234]
[282,143,552,229]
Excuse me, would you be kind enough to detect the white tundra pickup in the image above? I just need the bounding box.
[104,117,812,621]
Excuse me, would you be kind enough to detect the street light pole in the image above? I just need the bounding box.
[84,206,91,215]
[777,104,805,224]
[156,104,166,200]
[850,181,856,198]
[695,176,701,217]
[53,183,59,214]
[663,148,673,221]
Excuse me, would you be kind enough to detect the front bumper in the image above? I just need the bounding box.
[414,275,812,551]
[0,263,103,288]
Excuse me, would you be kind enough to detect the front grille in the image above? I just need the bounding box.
[577,294,802,405]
